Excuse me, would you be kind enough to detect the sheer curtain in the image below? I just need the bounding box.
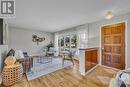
[54,33,59,56]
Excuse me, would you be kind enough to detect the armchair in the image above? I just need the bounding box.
[16,51,33,73]
[61,50,76,65]
[46,47,56,56]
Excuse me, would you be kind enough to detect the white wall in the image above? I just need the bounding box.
[88,12,130,69]
[8,27,54,55]
[0,45,8,73]
[57,24,88,35]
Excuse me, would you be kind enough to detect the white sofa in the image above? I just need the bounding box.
[109,69,130,87]
[109,78,118,87]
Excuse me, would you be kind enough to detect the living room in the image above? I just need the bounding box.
[0,0,130,87]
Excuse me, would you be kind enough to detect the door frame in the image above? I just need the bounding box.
[100,21,127,69]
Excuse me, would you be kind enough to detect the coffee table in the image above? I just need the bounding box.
[32,55,52,64]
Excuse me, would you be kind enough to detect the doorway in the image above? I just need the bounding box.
[101,22,125,69]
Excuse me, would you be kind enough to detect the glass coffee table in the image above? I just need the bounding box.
[32,56,53,64]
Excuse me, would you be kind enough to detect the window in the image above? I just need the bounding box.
[60,37,64,51]
[58,34,77,52]
[65,35,70,51]
[71,34,77,48]
[58,38,61,52]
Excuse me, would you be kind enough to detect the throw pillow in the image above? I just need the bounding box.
[15,50,24,59]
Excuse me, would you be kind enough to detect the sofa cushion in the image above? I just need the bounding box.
[15,50,24,59]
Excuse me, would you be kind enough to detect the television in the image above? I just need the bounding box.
[0,19,3,45]
[0,18,8,45]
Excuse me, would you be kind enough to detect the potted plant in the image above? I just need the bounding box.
[46,42,54,51]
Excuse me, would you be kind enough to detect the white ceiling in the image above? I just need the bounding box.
[6,0,130,32]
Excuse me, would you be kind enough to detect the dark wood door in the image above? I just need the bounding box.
[101,23,125,69]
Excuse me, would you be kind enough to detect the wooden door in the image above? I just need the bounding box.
[101,23,125,69]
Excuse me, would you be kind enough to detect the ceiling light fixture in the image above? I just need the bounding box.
[105,11,113,19]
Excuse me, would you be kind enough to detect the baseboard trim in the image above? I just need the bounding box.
[85,64,100,75]
[84,64,120,75]
[100,65,121,71]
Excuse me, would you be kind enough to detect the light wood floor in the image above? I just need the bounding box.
[1,61,117,87]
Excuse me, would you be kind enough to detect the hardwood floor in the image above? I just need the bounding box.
[1,61,117,87]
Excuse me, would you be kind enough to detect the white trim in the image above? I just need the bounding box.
[83,64,120,76]
[101,65,121,71]
[85,64,100,75]
[124,21,128,69]
[99,21,127,69]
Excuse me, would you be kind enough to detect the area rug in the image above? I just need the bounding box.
[26,58,72,80]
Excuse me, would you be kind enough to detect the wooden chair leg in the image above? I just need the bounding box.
[62,58,64,65]
[71,57,74,66]
[62,55,75,66]
[62,55,65,65]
